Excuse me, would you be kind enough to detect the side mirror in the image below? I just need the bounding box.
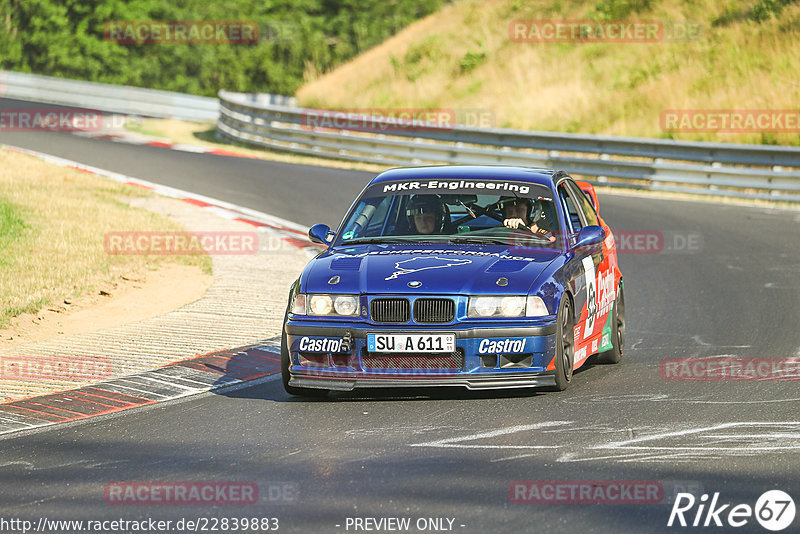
[574,225,605,249]
[308,223,334,245]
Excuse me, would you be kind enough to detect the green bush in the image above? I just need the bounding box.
[751,0,796,21]
[459,50,487,74]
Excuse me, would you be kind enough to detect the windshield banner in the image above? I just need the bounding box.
[374,179,548,197]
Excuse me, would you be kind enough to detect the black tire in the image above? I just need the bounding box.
[597,283,625,364]
[552,296,575,391]
[281,323,329,398]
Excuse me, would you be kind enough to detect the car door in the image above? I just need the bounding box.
[556,178,605,364]
[566,179,620,355]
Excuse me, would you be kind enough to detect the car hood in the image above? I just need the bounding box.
[303,244,561,295]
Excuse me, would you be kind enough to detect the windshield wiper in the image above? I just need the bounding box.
[447,236,510,245]
[343,237,419,244]
[449,233,554,245]
[343,236,459,245]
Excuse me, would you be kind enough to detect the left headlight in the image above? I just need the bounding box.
[293,294,359,316]
[467,295,549,318]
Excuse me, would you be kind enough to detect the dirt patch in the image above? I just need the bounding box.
[1,264,211,349]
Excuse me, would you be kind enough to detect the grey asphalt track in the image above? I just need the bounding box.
[0,98,365,228]
[1,101,799,534]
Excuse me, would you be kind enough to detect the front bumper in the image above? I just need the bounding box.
[285,319,558,391]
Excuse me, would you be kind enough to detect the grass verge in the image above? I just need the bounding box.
[0,148,211,330]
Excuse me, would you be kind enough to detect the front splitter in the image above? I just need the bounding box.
[290,371,556,391]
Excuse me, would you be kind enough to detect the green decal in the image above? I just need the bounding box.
[598,301,615,351]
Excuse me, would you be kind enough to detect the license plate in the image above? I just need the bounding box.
[367,333,455,353]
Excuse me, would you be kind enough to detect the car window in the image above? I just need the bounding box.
[366,194,393,234]
[334,180,562,248]
[557,182,585,233]
[340,195,394,239]
[567,181,599,226]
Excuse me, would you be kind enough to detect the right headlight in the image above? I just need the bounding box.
[467,295,549,318]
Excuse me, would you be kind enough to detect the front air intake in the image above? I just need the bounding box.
[370,298,411,323]
[362,349,465,371]
[413,298,455,323]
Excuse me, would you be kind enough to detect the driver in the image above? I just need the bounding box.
[406,195,448,235]
[500,196,555,243]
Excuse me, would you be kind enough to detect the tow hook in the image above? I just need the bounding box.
[340,330,353,353]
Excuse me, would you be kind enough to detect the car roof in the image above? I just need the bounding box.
[369,165,560,188]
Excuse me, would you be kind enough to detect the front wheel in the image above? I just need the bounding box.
[552,296,575,391]
[281,324,329,398]
[597,283,625,364]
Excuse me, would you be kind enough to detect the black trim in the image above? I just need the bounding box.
[289,371,557,391]
[285,323,557,338]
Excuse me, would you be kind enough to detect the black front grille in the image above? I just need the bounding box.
[413,298,455,323]
[371,298,411,323]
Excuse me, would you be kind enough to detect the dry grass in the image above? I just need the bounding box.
[297,0,800,145]
[0,148,211,329]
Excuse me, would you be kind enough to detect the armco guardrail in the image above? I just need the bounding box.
[0,70,219,122]
[218,90,800,201]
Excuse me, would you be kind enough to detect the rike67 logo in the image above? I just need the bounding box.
[668,490,796,531]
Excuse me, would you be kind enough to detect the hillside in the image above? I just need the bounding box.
[296,0,800,145]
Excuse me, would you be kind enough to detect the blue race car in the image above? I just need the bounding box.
[281,165,624,396]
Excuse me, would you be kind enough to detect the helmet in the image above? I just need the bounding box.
[499,196,543,224]
[499,195,532,211]
[499,195,532,218]
[406,195,446,233]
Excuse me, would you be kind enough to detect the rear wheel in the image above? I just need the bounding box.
[597,283,625,364]
[552,297,575,391]
[281,323,329,398]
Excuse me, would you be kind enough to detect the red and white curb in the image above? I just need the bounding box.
[0,339,283,438]
[0,142,323,437]
[73,129,257,159]
[2,143,325,258]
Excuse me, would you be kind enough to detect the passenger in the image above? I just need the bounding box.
[500,196,556,242]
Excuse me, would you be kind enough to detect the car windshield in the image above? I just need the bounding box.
[335,179,562,248]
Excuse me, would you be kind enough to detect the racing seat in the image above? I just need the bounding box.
[533,199,558,233]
